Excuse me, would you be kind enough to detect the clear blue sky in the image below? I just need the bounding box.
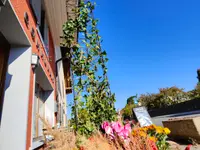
[67,0,200,115]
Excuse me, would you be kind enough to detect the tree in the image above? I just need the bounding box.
[121,104,135,120]
[121,95,137,120]
[139,86,189,110]
[187,69,200,99]
[187,83,200,99]
[127,95,137,105]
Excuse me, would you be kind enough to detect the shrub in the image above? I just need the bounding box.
[139,86,189,110]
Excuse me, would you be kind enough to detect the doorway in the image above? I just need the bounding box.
[0,32,10,124]
[32,83,45,140]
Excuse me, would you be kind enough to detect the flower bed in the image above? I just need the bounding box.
[101,121,171,150]
[43,120,171,150]
[132,124,171,150]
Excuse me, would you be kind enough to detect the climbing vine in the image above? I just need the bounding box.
[61,0,116,135]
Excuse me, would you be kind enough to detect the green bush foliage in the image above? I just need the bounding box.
[139,86,190,109]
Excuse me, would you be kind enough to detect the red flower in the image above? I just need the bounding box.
[79,146,85,150]
[89,137,94,141]
[185,144,192,150]
[132,120,136,124]
[149,139,158,150]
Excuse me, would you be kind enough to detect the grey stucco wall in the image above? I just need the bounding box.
[55,46,67,126]
[55,46,66,101]
[45,90,55,127]
[0,46,31,150]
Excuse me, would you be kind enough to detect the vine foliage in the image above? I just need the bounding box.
[61,0,116,135]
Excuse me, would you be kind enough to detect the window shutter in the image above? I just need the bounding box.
[30,0,42,25]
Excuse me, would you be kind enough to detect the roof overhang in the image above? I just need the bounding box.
[44,0,78,94]
[43,0,78,46]
[43,0,67,46]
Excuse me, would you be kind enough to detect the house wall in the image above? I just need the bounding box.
[0,46,32,150]
[9,0,56,88]
[0,1,68,150]
[45,90,55,126]
[8,1,56,150]
[55,45,67,126]
[0,2,33,150]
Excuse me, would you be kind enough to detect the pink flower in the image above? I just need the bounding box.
[102,121,131,140]
[116,124,131,139]
[101,121,109,130]
[124,123,131,132]
[105,126,113,135]
[118,129,129,139]
[111,121,123,133]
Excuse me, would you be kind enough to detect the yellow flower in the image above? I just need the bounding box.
[139,131,147,137]
[142,127,148,131]
[156,126,163,134]
[149,136,157,142]
[163,127,171,135]
[153,124,157,128]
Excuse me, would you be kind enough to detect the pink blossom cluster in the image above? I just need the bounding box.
[101,121,131,139]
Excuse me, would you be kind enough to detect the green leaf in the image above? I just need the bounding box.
[98,59,102,64]
[105,58,109,62]
[102,51,107,56]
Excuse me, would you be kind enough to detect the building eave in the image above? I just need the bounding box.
[43,0,67,46]
[44,0,78,94]
[43,0,78,46]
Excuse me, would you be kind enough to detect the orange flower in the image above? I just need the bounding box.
[132,131,136,136]
[149,136,157,142]
[148,124,156,130]
[132,129,138,136]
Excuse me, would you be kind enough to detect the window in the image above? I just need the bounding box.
[32,83,45,139]
[30,0,42,25]
[39,7,49,55]
[30,0,49,56]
